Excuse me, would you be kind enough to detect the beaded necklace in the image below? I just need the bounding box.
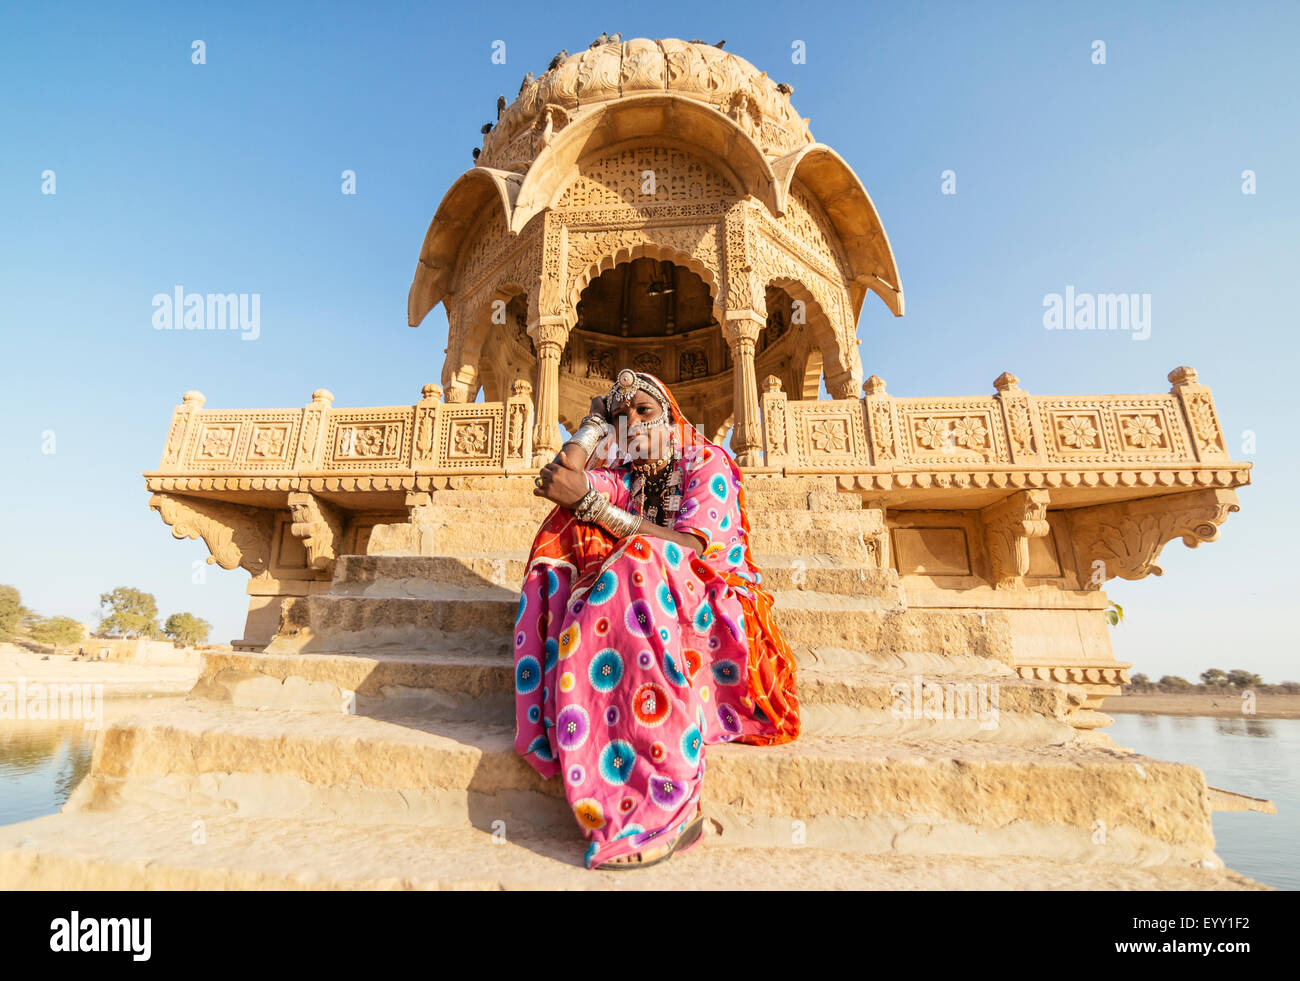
[631,440,682,527]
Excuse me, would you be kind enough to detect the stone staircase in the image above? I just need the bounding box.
[0,476,1265,889]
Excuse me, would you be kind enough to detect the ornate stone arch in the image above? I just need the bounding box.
[756,266,857,397]
[443,280,534,402]
[408,167,522,328]
[760,277,839,399]
[510,94,782,234]
[771,143,904,320]
[567,240,721,325]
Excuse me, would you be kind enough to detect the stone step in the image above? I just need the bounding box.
[69,700,1216,865]
[192,649,1073,741]
[330,553,903,598]
[0,805,1263,890]
[417,476,849,511]
[373,519,880,562]
[267,593,1006,662]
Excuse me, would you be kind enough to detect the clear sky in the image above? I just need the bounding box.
[1,0,1296,681]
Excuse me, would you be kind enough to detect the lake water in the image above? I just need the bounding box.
[1106,713,1297,890]
[1,705,1293,888]
[0,698,180,828]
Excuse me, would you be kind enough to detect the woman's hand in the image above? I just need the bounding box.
[587,395,607,422]
[533,461,589,508]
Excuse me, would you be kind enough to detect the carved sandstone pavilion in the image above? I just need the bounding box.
[0,39,1269,889]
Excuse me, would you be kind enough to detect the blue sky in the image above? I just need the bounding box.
[1,0,1296,681]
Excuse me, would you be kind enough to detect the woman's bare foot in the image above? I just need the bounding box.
[602,805,702,867]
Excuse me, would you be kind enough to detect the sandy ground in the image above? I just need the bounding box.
[1106,691,1300,720]
[0,643,200,697]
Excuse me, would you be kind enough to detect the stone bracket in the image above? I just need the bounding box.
[287,492,347,576]
[1065,488,1240,589]
[980,489,1051,588]
[149,493,275,575]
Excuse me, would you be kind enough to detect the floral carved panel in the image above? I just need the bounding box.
[435,405,505,470]
[325,410,413,470]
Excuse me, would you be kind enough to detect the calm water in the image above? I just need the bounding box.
[1,705,1293,889]
[0,698,182,828]
[1106,713,1297,890]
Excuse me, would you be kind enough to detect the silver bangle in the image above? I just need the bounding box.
[573,490,639,538]
[565,419,607,455]
[597,500,640,538]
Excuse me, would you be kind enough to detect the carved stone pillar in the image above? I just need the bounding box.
[413,383,441,469]
[1168,365,1229,463]
[159,390,206,470]
[759,375,789,467]
[296,388,333,470]
[722,312,763,467]
[506,378,535,471]
[530,317,567,465]
[993,372,1045,465]
[862,375,898,467]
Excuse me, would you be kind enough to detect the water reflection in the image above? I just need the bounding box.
[1106,713,1297,890]
[0,698,180,828]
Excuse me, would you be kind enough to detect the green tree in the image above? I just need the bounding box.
[163,612,211,647]
[29,616,85,652]
[1157,675,1191,690]
[1128,672,1150,689]
[1226,669,1262,688]
[1200,668,1229,688]
[98,587,160,638]
[0,585,25,639]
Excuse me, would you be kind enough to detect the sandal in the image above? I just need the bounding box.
[596,812,705,871]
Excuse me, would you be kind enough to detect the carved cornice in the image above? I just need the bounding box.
[148,493,274,574]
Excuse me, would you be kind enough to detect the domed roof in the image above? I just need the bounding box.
[478,37,812,171]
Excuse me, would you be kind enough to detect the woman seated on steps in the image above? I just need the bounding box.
[518,368,800,870]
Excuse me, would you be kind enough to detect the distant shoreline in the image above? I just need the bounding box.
[1106,692,1300,720]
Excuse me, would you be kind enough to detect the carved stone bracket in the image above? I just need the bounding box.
[1066,488,1240,589]
[981,490,1051,588]
[287,492,347,575]
[149,493,274,575]
[862,503,889,571]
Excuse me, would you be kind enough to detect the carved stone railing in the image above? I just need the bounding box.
[153,382,536,478]
[759,366,1249,491]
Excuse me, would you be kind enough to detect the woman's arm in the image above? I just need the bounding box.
[630,521,707,554]
[533,397,609,508]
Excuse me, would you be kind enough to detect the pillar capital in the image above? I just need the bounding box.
[530,315,569,352]
[721,311,763,349]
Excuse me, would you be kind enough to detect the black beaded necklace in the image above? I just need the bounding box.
[634,451,682,526]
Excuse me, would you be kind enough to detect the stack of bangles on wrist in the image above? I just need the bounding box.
[572,489,640,537]
[558,416,639,537]
[565,414,608,455]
